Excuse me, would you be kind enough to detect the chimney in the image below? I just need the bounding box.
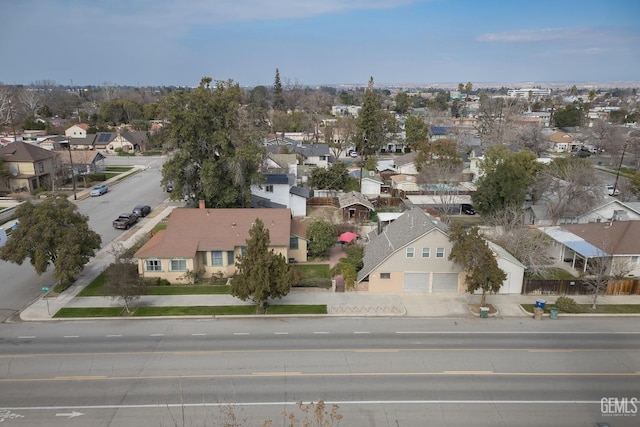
[199,200,205,209]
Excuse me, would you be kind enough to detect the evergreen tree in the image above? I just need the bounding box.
[307,218,337,258]
[355,77,385,157]
[161,77,264,208]
[0,197,101,290]
[273,68,285,112]
[448,224,506,307]
[231,219,295,314]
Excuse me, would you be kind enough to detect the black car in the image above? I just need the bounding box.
[461,204,476,215]
[132,204,151,217]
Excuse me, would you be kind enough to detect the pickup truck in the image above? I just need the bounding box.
[112,213,138,229]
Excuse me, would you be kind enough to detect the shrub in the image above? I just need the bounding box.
[555,296,580,313]
[295,277,332,288]
[87,173,107,182]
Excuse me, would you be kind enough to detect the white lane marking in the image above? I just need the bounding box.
[3,400,605,411]
[63,336,79,338]
[106,335,122,337]
[191,333,206,336]
[274,332,289,335]
[17,336,35,339]
[394,331,640,334]
[233,333,250,336]
[149,334,164,337]
[313,332,330,335]
[353,331,370,334]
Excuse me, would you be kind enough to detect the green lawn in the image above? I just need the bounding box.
[521,303,640,314]
[78,273,231,296]
[52,304,328,317]
[293,264,330,279]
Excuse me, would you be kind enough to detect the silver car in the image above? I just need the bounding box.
[90,184,109,197]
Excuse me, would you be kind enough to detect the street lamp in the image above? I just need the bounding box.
[41,286,50,316]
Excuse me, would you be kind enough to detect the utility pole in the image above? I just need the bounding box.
[612,141,627,197]
[67,139,77,200]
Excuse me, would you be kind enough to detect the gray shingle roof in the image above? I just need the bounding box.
[356,208,449,282]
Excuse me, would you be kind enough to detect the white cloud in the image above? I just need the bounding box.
[476,28,584,42]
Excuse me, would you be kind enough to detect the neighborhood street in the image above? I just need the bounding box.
[0,317,638,426]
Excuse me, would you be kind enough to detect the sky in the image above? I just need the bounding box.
[1,0,639,88]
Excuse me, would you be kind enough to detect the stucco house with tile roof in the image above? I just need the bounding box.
[135,205,304,283]
[548,130,579,153]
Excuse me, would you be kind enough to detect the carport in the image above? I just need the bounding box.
[539,226,609,273]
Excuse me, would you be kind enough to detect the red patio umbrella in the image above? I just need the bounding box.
[338,231,358,243]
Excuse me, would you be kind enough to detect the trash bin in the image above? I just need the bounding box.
[535,299,546,309]
[550,307,559,319]
[533,307,544,320]
[480,307,489,319]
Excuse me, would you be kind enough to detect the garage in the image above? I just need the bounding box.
[432,273,459,293]
[403,272,430,292]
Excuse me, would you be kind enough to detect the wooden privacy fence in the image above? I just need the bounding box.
[307,197,339,208]
[523,278,640,295]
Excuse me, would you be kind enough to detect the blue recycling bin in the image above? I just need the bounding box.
[535,299,547,309]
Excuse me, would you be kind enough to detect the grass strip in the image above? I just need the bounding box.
[520,303,640,314]
[54,307,125,318]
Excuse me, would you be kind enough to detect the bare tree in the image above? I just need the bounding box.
[516,123,548,157]
[326,116,356,159]
[531,158,604,225]
[483,205,553,276]
[103,242,149,314]
[416,138,463,224]
[18,85,42,118]
[588,120,625,166]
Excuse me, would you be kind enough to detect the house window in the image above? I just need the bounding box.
[632,256,639,264]
[170,258,187,271]
[201,251,207,266]
[144,259,161,271]
[406,247,415,258]
[266,185,274,193]
[36,162,44,173]
[422,247,430,258]
[240,246,247,256]
[211,251,223,266]
[227,251,235,266]
[290,237,299,250]
[380,273,391,279]
[436,248,445,258]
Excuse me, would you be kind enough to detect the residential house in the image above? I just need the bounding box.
[38,135,68,151]
[0,141,61,193]
[548,130,579,153]
[289,219,309,262]
[65,123,89,139]
[430,126,453,141]
[483,241,526,294]
[105,130,149,153]
[59,150,107,176]
[393,152,418,175]
[93,132,116,151]
[69,135,98,151]
[297,143,331,169]
[527,199,640,226]
[349,169,384,196]
[338,191,375,222]
[390,174,421,193]
[356,208,463,293]
[134,205,303,283]
[250,173,309,217]
[539,221,640,276]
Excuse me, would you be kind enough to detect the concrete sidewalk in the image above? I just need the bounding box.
[16,190,640,321]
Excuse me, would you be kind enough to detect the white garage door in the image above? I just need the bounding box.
[403,272,429,292]
[432,273,459,293]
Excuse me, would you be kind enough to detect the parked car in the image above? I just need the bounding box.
[573,151,591,158]
[112,213,139,229]
[132,204,151,217]
[90,184,108,197]
[606,184,620,196]
[461,204,476,215]
[166,182,174,192]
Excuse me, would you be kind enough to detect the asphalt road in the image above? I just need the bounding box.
[1,318,638,426]
[0,156,168,323]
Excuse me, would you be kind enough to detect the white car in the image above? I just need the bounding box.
[606,184,619,196]
[90,184,109,197]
